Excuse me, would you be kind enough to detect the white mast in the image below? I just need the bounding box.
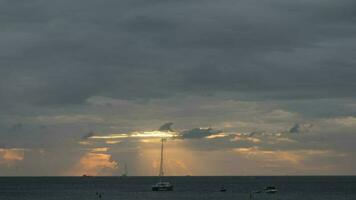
[158,138,165,177]
[152,138,173,191]
[124,163,128,176]
[122,163,128,176]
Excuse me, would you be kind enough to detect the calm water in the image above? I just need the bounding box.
[0,176,355,200]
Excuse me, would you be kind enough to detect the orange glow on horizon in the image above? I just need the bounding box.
[63,150,118,176]
[0,148,26,165]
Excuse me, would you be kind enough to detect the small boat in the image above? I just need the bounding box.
[152,139,174,191]
[95,192,102,199]
[219,186,227,192]
[264,186,278,194]
[152,181,174,191]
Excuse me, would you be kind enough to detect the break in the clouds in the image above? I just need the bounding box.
[1,0,356,175]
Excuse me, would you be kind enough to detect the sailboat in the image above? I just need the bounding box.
[152,139,173,191]
[121,163,128,177]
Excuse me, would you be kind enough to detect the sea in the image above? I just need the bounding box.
[0,176,355,200]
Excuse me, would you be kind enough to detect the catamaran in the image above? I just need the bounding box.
[152,139,173,191]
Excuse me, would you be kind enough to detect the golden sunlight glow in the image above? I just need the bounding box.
[91,147,109,152]
[140,138,162,143]
[90,133,129,139]
[89,131,178,141]
[275,137,297,143]
[78,141,92,145]
[105,140,121,144]
[64,152,118,176]
[131,131,177,138]
[205,133,227,139]
[0,148,26,165]
[234,147,302,164]
[232,135,261,143]
[233,147,342,167]
[136,140,200,176]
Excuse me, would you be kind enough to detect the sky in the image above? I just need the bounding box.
[1,0,356,176]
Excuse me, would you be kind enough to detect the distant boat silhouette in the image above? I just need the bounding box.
[95,192,102,199]
[264,186,278,194]
[152,139,173,191]
[122,163,128,177]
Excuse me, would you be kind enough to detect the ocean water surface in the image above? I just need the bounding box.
[0,176,355,200]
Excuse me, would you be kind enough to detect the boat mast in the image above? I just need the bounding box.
[159,138,165,177]
[124,163,128,176]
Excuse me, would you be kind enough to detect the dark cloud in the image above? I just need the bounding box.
[0,0,356,109]
[289,123,313,134]
[247,131,264,137]
[1,0,356,175]
[159,122,174,132]
[179,128,222,139]
[81,131,95,140]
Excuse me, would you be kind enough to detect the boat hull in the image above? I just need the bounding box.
[265,190,277,194]
[152,185,174,191]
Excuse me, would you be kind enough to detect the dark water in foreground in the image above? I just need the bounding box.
[0,176,355,200]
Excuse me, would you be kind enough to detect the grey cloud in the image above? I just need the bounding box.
[242,122,314,136]
[81,131,95,140]
[246,131,264,137]
[289,123,313,134]
[177,122,317,151]
[179,128,222,139]
[159,122,174,132]
[9,123,24,132]
[1,0,356,175]
[1,0,356,110]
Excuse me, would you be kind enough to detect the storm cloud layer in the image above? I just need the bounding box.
[1,0,356,175]
[1,0,356,108]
